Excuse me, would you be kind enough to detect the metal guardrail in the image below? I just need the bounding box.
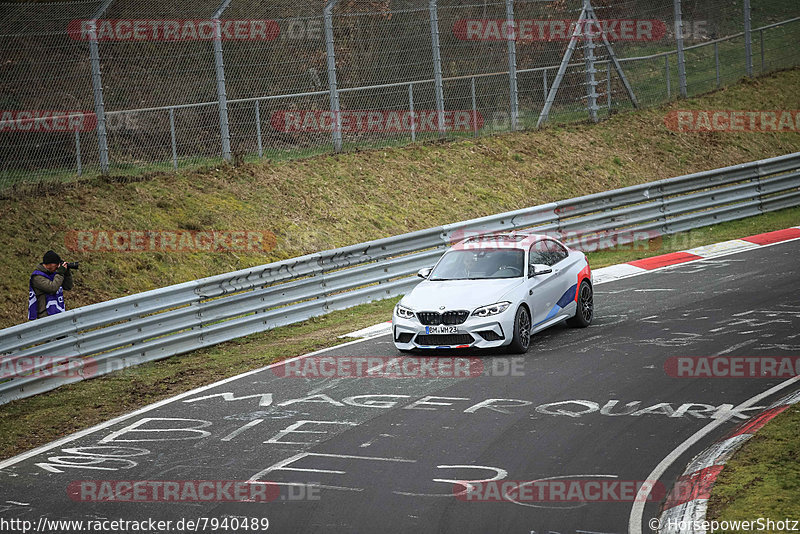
[1,152,799,404]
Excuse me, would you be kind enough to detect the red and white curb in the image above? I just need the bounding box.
[341,227,800,338]
[657,390,800,534]
[592,226,800,284]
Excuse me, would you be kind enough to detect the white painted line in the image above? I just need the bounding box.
[682,239,759,258]
[592,263,647,283]
[339,321,393,339]
[627,375,800,534]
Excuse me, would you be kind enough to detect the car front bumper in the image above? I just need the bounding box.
[392,309,517,350]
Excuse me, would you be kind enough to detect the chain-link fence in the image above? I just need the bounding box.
[1,0,798,188]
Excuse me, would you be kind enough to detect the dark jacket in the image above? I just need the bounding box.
[31,263,73,318]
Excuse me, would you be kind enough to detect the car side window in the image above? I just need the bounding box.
[529,241,549,268]
[545,240,568,265]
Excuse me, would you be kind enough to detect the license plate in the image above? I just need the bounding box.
[425,326,458,334]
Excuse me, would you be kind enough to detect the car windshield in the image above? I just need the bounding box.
[429,249,525,280]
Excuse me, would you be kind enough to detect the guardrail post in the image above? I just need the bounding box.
[324,0,342,152]
[743,0,753,76]
[506,0,519,131]
[429,0,446,137]
[213,17,232,162]
[673,0,687,98]
[255,100,263,158]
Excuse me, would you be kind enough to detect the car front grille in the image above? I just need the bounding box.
[415,334,474,346]
[417,310,470,325]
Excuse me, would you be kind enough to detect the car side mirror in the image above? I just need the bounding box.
[529,264,553,277]
[417,267,432,279]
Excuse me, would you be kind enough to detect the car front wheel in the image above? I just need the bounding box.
[507,305,531,354]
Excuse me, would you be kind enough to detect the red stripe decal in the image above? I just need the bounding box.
[627,252,703,270]
[741,228,800,245]
[727,405,790,437]
[662,464,725,509]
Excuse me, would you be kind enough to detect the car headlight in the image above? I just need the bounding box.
[395,304,416,320]
[472,301,511,318]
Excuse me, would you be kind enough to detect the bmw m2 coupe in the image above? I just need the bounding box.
[392,232,593,353]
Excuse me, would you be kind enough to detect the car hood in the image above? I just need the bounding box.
[401,278,524,312]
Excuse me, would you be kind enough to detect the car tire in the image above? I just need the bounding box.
[567,280,593,328]
[507,305,531,354]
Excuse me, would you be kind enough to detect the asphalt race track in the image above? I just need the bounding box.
[2,240,799,534]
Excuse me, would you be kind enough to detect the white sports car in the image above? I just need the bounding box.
[392,232,593,353]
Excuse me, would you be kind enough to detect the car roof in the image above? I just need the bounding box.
[450,231,558,251]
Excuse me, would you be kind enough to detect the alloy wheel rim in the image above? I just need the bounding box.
[580,285,593,323]
[519,309,531,348]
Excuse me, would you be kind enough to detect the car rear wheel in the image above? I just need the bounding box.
[507,305,531,354]
[567,280,593,328]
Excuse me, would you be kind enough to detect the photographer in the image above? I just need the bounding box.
[28,250,75,320]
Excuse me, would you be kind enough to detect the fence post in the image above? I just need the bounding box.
[169,108,178,171]
[74,129,82,177]
[212,5,232,162]
[583,0,598,123]
[665,55,671,98]
[743,0,753,76]
[408,83,416,143]
[471,76,478,137]
[87,2,112,175]
[429,0,445,137]
[714,42,720,87]
[255,100,263,158]
[760,29,765,72]
[324,0,342,152]
[673,0,687,97]
[505,0,519,131]
[543,68,548,98]
[606,62,611,113]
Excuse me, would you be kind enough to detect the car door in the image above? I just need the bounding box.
[526,240,567,327]
[544,239,579,319]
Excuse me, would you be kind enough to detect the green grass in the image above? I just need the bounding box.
[706,404,800,533]
[1,205,799,461]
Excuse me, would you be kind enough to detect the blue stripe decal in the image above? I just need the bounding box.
[556,284,578,308]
